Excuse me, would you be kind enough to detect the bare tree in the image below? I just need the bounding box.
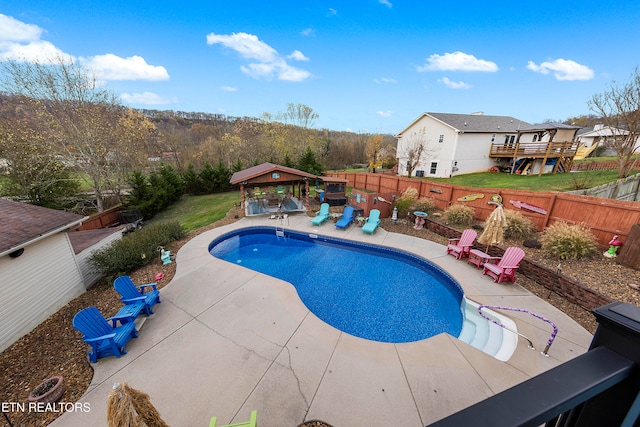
[0,56,157,210]
[278,103,319,129]
[399,129,434,177]
[588,67,640,178]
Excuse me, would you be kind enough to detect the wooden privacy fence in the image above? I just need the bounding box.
[326,172,640,248]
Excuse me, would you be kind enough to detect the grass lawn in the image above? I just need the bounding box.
[427,169,639,191]
[150,191,241,232]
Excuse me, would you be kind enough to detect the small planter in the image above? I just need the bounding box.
[27,376,65,404]
[355,217,366,227]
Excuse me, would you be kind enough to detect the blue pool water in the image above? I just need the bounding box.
[209,227,464,343]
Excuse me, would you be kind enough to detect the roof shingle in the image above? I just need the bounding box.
[0,199,85,253]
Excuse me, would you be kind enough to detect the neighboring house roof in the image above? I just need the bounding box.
[0,199,86,256]
[519,122,582,132]
[396,112,530,136]
[230,162,317,185]
[577,124,630,138]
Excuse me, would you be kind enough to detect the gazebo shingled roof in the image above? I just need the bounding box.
[230,162,316,185]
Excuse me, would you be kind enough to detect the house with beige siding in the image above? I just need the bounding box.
[0,200,90,352]
[395,112,530,178]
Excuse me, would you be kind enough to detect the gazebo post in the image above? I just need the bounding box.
[305,179,309,209]
[240,183,246,209]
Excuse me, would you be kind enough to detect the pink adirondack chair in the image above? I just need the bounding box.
[482,247,525,283]
[446,229,477,260]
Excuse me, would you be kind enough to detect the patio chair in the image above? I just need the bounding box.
[114,275,161,315]
[310,203,330,226]
[482,246,525,283]
[210,410,257,427]
[361,209,381,234]
[335,205,355,229]
[446,229,477,259]
[72,306,139,363]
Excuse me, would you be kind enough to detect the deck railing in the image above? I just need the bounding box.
[489,141,579,158]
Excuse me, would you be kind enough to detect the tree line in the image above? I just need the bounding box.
[0,56,396,213]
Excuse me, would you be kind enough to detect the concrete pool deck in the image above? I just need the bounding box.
[52,214,593,427]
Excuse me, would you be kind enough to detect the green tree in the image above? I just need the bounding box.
[297,147,323,175]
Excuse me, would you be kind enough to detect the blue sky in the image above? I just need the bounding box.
[1,1,639,134]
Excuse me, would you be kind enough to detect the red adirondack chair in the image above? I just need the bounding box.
[446,229,477,259]
[482,247,525,283]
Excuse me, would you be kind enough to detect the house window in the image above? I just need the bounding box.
[533,134,538,142]
[504,135,515,147]
[491,133,496,142]
[438,134,444,143]
[429,162,438,174]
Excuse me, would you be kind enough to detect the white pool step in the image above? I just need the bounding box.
[458,299,518,362]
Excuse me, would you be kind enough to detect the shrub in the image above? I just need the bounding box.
[503,209,536,240]
[443,204,475,226]
[414,197,437,213]
[90,220,185,277]
[393,187,419,217]
[541,222,598,260]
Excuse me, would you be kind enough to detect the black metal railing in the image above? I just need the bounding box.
[427,302,640,427]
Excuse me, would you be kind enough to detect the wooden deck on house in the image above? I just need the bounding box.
[489,141,579,175]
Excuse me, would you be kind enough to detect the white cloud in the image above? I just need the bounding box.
[120,91,173,105]
[288,50,309,62]
[418,51,498,72]
[526,58,594,81]
[373,77,397,84]
[327,8,338,16]
[0,14,169,84]
[80,54,169,81]
[377,110,393,118]
[0,40,73,63]
[220,85,237,92]
[438,77,472,89]
[379,0,393,8]
[300,28,314,36]
[0,14,43,42]
[206,31,311,82]
[0,14,74,63]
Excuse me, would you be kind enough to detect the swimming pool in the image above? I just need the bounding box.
[209,226,465,343]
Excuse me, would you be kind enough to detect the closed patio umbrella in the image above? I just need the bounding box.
[478,204,506,250]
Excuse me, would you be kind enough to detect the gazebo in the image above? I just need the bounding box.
[230,162,317,216]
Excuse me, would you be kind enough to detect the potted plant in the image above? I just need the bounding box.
[355,216,366,227]
[27,376,65,404]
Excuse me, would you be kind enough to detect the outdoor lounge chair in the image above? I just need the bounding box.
[361,209,381,234]
[446,229,477,259]
[72,306,139,363]
[335,205,355,229]
[310,203,330,226]
[482,246,525,283]
[114,275,161,315]
[210,410,257,427]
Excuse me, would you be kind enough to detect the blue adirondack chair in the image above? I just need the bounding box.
[335,206,355,229]
[72,306,138,363]
[310,203,330,226]
[114,276,161,315]
[361,209,381,234]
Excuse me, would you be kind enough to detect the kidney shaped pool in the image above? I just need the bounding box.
[209,226,464,343]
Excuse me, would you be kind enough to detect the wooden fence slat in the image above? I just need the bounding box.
[326,172,640,248]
